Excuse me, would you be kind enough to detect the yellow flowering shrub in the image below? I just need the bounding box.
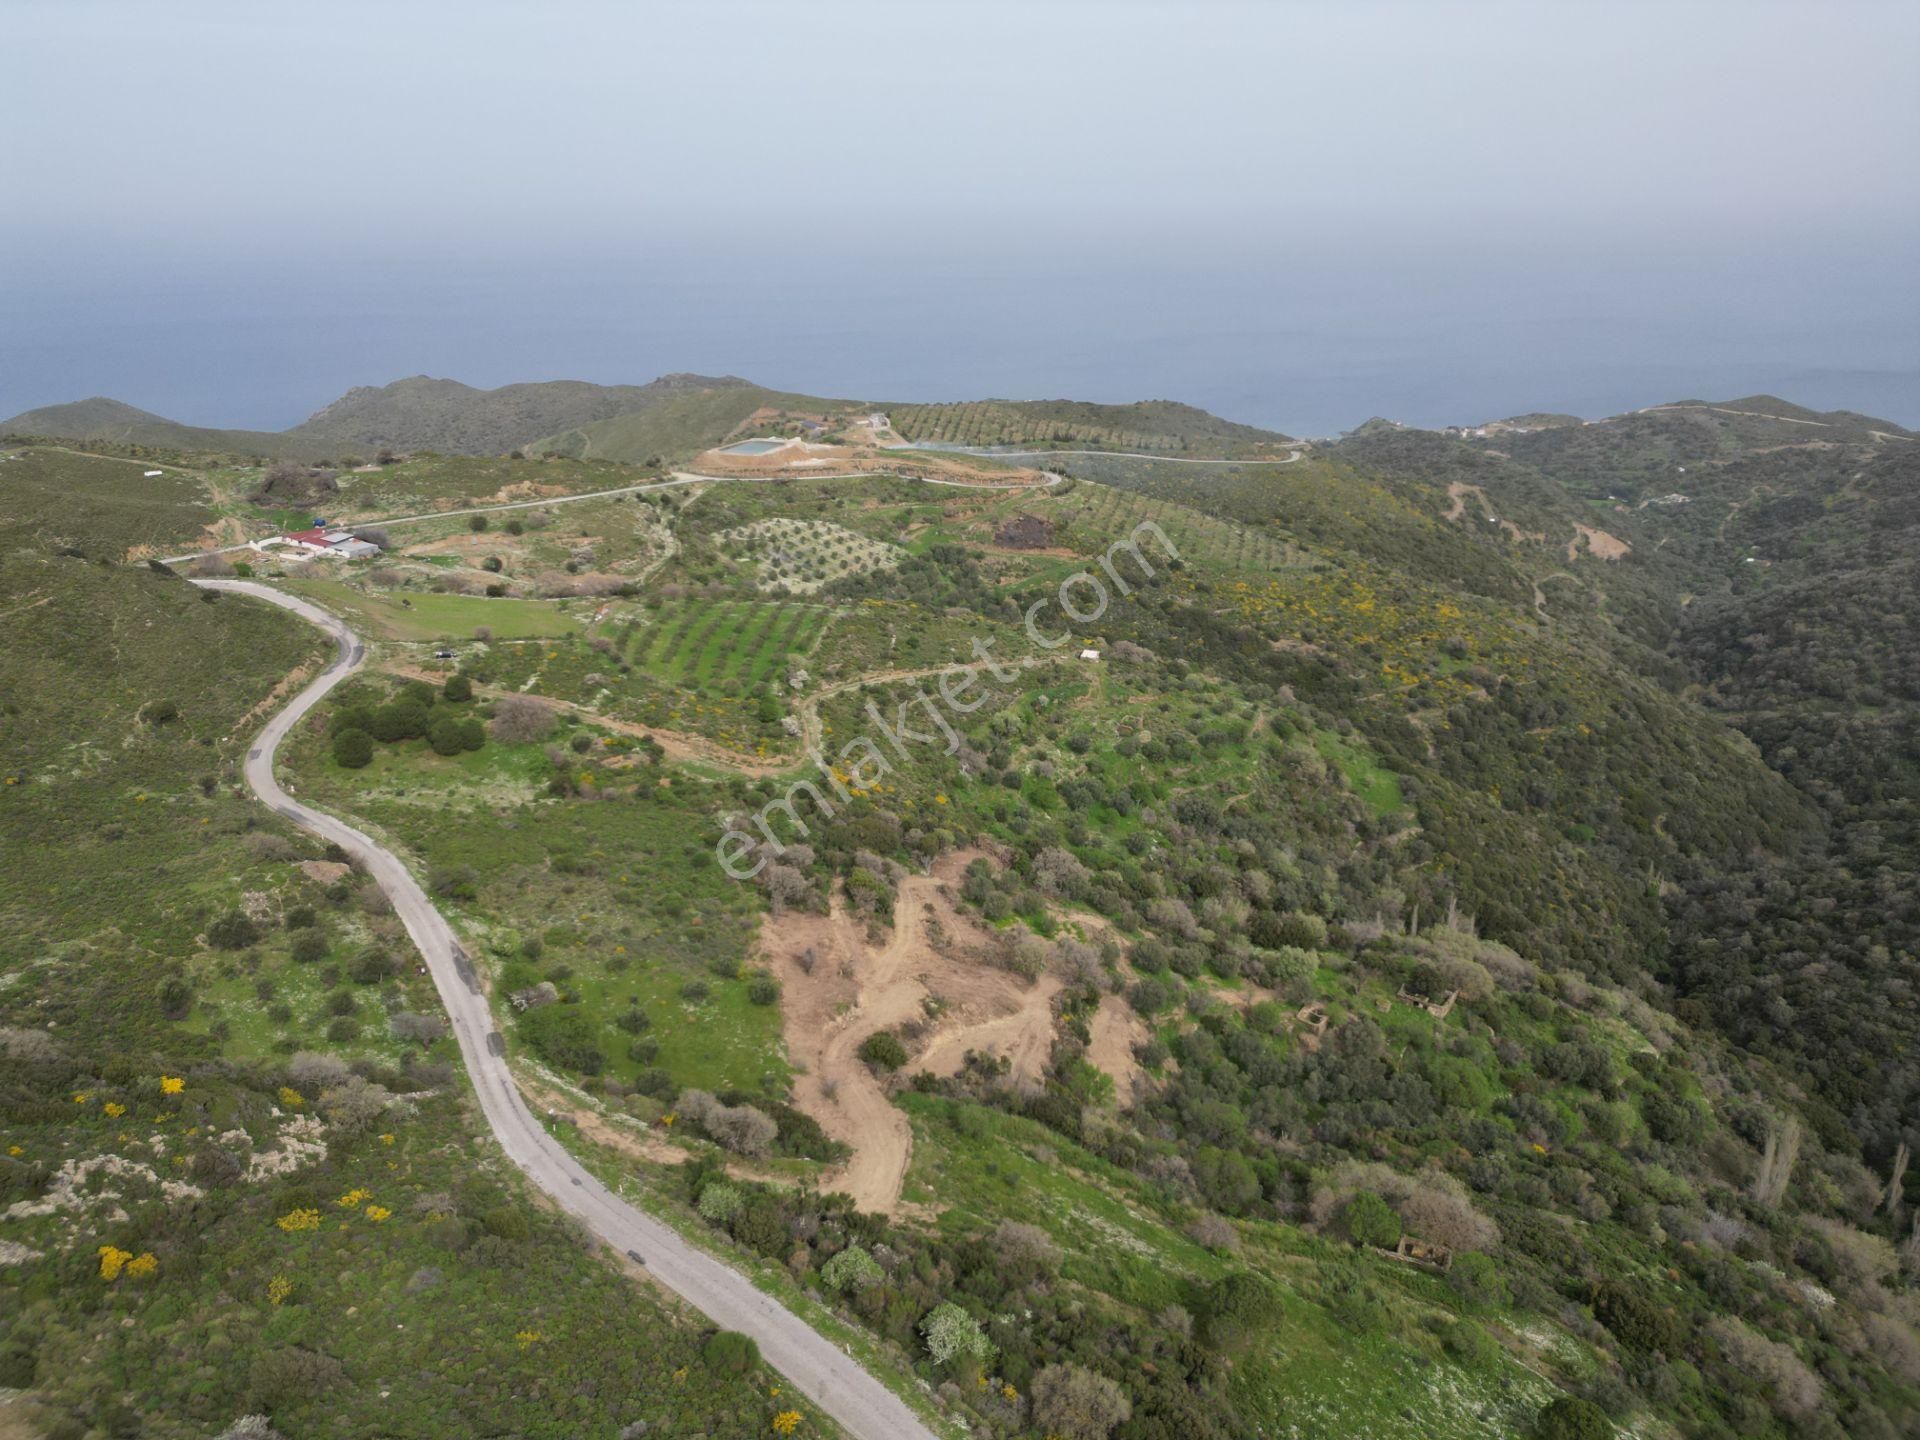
[364,1205,392,1222]
[159,1076,185,1095]
[336,1188,373,1209]
[103,1102,126,1118]
[515,1330,544,1350]
[97,1245,132,1280]
[278,1086,305,1109]
[771,1412,802,1435]
[276,1208,322,1233]
[267,1275,294,1306]
[125,1252,158,1279]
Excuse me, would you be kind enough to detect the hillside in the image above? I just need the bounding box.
[887,396,1295,454]
[3,386,1918,1440]
[527,383,858,463]
[288,372,764,455]
[0,396,339,461]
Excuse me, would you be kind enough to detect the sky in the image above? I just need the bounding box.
[3,0,1916,435]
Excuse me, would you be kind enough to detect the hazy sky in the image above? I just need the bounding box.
[4,0,1916,434]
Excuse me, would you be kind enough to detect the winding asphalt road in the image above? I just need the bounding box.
[193,577,938,1440]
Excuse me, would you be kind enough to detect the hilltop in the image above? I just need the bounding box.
[291,372,763,455]
[0,396,341,462]
[5,375,1300,467]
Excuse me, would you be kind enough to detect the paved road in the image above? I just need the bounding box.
[193,577,940,1440]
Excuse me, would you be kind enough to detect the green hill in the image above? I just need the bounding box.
[290,372,763,455]
[527,383,848,463]
[0,396,338,461]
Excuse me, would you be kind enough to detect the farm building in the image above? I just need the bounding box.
[261,527,382,560]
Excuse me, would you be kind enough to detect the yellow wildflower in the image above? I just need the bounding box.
[515,1330,544,1350]
[337,1188,373,1209]
[267,1275,294,1306]
[7,1145,21,1156]
[279,1087,305,1109]
[276,1208,322,1233]
[103,1102,127,1118]
[125,1253,158,1279]
[72,1092,90,1104]
[159,1076,185,1095]
[379,1133,396,1146]
[771,1413,802,1436]
[365,1205,392,1222]
[98,1245,133,1280]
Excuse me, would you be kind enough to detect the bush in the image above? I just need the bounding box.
[821,1245,884,1293]
[246,1347,345,1408]
[482,1206,531,1240]
[859,1031,908,1071]
[1443,1319,1503,1367]
[469,515,490,533]
[1447,1251,1511,1310]
[1592,1281,1682,1356]
[920,1302,995,1365]
[1340,1191,1401,1248]
[489,695,556,745]
[427,716,468,757]
[369,701,429,743]
[443,672,473,702]
[517,1004,606,1076]
[429,863,479,900]
[1534,1397,1613,1440]
[288,927,329,963]
[1031,1362,1132,1440]
[350,947,393,984]
[696,1183,745,1224]
[331,728,375,768]
[1199,1271,1282,1352]
[208,911,260,950]
[701,1330,759,1373]
[747,972,782,1006]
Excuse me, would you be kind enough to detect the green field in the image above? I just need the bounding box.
[282,576,587,640]
[626,597,831,688]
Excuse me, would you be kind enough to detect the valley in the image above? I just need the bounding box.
[3,380,1918,1440]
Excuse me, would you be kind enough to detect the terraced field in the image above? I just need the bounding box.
[624,598,832,688]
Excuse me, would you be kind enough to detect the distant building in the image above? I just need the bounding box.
[267,526,381,559]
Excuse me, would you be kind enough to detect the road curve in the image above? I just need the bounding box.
[193,577,939,1440]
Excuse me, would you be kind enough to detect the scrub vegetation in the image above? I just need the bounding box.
[5,389,1920,1440]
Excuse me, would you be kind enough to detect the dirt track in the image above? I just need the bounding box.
[1087,995,1149,1100]
[764,851,1060,1214]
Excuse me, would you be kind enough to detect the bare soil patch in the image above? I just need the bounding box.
[762,850,1060,1214]
[1087,995,1150,1102]
[1567,524,1631,561]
